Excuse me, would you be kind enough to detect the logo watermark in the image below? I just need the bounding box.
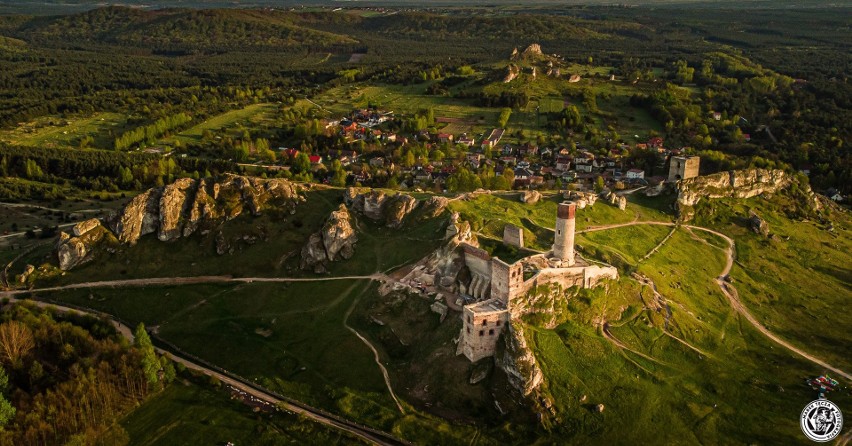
[800,399,843,442]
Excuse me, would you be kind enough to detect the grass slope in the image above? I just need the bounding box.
[119,379,359,445]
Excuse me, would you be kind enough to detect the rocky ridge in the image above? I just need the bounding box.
[54,175,302,270]
[676,168,791,209]
[345,187,446,228]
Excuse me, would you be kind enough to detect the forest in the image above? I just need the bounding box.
[0,303,172,445]
[0,4,848,195]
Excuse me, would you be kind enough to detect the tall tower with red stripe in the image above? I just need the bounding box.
[553,202,576,265]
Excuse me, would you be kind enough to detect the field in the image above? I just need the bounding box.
[0,112,129,149]
[118,378,360,445]
[692,195,852,370]
[166,102,279,145]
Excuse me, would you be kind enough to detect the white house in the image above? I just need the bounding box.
[626,169,645,180]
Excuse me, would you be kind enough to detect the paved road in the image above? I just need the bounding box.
[2,296,408,446]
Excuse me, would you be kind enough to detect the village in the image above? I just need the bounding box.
[252,106,704,194]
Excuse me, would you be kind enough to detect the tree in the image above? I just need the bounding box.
[0,321,34,368]
[594,176,605,193]
[133,323,160,385]
[0,397,14,428]
[498,108,512,129]
[293,153,311,173]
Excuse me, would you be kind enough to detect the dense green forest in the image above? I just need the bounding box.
[0,5,848,194]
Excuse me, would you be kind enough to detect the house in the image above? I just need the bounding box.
[648,137,664,149]
[282,148,300,159]
[309,155,323,164]
[743,133,751,142]
[576,164,593,173]
[500,156,517,165]
[555,156,572,172]
[457,134,476,147]
[830,193,843,202]
[437,133,454,144]
[501,144,514,156]
[340,120,357,133]
[626,169,645,180]
[482,128,505,149]
[519,144,539,157]
[337,150,359,166]
[385,133,398,143]
[514,168,533,187]
[466,153,482,165]
[574,152,594,165]
[369,157,386,168]
[712,112,722,121]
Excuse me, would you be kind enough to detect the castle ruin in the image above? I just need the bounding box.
[456,202,618,362]
[668,155,700,183]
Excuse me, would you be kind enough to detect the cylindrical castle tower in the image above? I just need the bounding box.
[553,202,576,265]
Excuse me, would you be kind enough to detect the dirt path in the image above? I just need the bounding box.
[683,225,852,382]
[639,225,678,262]
[343,289,406,415]
[577,220,851,383]
[0,274,389,296]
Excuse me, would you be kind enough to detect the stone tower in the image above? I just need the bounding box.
[553,202,576,265]
[491,259,524,306]
[668,155,700,182]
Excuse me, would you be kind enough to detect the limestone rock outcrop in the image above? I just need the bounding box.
[55,175,302,270]
[564,190,597,208]
[520,190,541,204]
[676,169,791,209]
[301,205,358,273]
[158,177,196,241]
[602,191,627,210]
[111,174,301,245]
[346,188,431,228]
[420,196,449,219]
[521,43,542,58]
[56,218,114,270]
[385,194,418,229]
[503,64,520,83]
[499,323,544,397]
[112,188,162,245]
[748,211,769,236]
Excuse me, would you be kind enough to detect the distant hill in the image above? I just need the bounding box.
[14,7,358,51]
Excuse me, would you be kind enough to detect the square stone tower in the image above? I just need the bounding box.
[490,258,525,306]
[553,202,576,265]
[668,155,700,182]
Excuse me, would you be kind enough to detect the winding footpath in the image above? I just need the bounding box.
[582,219,852,382]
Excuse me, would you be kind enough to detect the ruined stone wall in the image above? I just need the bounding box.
[458,302,509,362]
[503,224,524,248]
[461,244,492,299]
